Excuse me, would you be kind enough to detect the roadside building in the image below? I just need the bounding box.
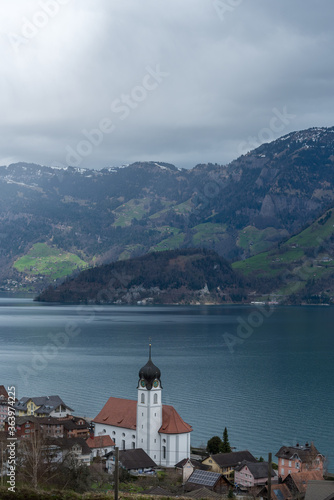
[14,395,73,418]
[0,386,9,430]
[235,460,276,488]
[283,470,323,497]
[202,450,257,481]
[275,443,324,479]
[185,469,231,495]
[86,434,115,458]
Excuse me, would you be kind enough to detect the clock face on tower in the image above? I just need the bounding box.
[153,380,159,388]
[140,380,146,388]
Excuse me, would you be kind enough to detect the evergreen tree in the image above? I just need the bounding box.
[221,427,232,453]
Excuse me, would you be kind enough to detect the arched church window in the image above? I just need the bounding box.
[154,394,158,404]
[163,446,166,459]
[141,393,145,404]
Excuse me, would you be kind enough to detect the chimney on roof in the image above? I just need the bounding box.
[305,442,309,447]
[296,443,299,447]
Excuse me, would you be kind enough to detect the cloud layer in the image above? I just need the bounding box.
[0,0,333,169]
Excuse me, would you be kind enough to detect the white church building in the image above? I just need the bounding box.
[93,346,192,467]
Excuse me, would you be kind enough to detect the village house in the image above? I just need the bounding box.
[38,417,65,438]
[5,416,39,438]
[14,395,73,418]
[59,415,90,439]
[184,469,232,495]
[86,434,115,459]
[257,483,293,500]
[49,437,92,466]
[105,448,157,475]
[234,460,276,488]
[0,386,9,430]
[283,470,324,497]
[202,450,257,481]
[175,457,210,483]
[275,443,324,479]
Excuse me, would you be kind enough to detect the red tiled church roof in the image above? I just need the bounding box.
[86,435,115,449]
[94,397,137,430]
[160,405,192,434]
[93,397,192,435]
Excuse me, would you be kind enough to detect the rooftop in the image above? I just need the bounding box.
[187,470,223,488]
[86,435,115,449]
[93,397,192,435]
[209,450,257,468]
[119,448,157,470]
[284,470,324,493]
[235,460,276,479]
[276,443,323,462]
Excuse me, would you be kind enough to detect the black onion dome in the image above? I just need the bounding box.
[138,345,162,390]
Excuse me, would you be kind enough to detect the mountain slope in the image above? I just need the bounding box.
[1,126,334,292]
[36,249,249,304]
[233,207,334,304]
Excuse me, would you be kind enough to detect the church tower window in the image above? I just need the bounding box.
[141,393,145,404]
[154,393,158,404]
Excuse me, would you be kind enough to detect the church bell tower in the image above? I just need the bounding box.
[136,344,163,463]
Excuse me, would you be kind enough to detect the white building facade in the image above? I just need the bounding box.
[93,346,192,467]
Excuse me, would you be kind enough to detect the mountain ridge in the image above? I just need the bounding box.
[1,125,334,293]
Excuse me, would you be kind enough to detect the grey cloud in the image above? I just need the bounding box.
[0,0,333,169]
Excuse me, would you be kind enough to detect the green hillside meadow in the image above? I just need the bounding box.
[14,243,88,280]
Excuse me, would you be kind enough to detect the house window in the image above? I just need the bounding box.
[288,469,291,474]
[162,446,166,459]
[296,462,300,469]
[141,393,145,404]
[281,468,284,475]
[282,459,285,465]
[289,461,292,467]
[154,394,158,404]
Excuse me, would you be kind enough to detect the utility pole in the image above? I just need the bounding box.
[268,452,272,500]
[114,446,119,500]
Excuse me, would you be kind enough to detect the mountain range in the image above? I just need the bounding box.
[1,126,334,297]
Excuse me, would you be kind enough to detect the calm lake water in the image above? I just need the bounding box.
[0,298,333,470]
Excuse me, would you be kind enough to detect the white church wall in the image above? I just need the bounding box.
[94,422,136,451]
[160,432,191,467]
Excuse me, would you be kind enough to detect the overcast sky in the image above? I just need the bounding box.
[0,0,333,170]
